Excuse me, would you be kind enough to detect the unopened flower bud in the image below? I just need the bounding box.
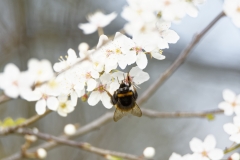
[64,124,76,135]
[78,42,89,53]
[143,147,155,159]
[81,94,88,102]
[36,148,47,159]
[32,127,39,134]
[25,135,37,142]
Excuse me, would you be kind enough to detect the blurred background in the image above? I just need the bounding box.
[0,0,240,159]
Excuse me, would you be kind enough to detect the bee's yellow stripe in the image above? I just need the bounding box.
[117,92,133,97]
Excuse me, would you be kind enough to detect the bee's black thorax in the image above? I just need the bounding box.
[111,81,137,112]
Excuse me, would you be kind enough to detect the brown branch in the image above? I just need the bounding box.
[2,11,225,160]
[2,108,224,160]
[137,11,225,105]
[141,108,223,118]
[14,128,140,160]
[0,94,11,104]
[0,110,51,135]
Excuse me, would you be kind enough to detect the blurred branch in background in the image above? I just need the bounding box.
[0,110,51,135]
[2,108,224,160]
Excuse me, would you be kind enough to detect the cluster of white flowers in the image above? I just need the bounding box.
[169,135,224,160]
[52,33,151,111]
[0,32,151,117]
[223,0,240,28]
[219,89,240,144]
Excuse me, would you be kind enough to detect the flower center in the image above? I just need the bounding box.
[131,47,143,53]
[164,0,171,6]
[201,150,208,157]
[137,9,142,15]
[94,62,99,67]
[37,70,43,75]
[60,103,67,109]
[85,72,91,79]
[48,80,58,89]
[106,49,113,57]
[115,48,122,54]
[98,85,106,93]
[42,94,48,100]
[237,7,240,12]
[140,26,146,33]
[12,81,18,86]
[232,101,237,107]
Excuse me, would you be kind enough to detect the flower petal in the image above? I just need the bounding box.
[35,99,47,115]
[208,149,224,160]
[101,92,113,109]
[224,123,239,135]
[87,78,97,91]
[203,135,216,151]
[223,89,236,103]
[161,29,180,44]
[169,153,183,160]
[78,23,97,34]
[70,91,78,107]
[136,52,147,69]
[88,91,101,106]
[189,138,204,153]
[47,97,59,111]
[218,102,234,116]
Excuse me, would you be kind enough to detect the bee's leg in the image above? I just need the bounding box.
[133,86,138,100]
[111,91,118,105]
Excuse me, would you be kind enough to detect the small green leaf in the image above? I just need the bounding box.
[105,155,123,160]
[3,117,15,127]
[15,118,26,125]
[206,114,215,121]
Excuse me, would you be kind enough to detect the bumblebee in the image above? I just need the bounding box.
[107,74,142,122]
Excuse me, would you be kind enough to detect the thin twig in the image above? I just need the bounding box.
[137,11,225,105]
[0,94,11,104]
[0,110,51,135]
[141,108,223,118]
[2,108,224,160]
[14,128,141,160]
[224,143,240,154]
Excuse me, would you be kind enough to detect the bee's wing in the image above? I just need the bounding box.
[113,108,124,122]
[131,103,142,117]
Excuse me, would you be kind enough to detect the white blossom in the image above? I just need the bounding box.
[223,116,240,143]
[27,58,54,83]
[0,63,34,99]
[223,0,240,28]
[53,48,79,73]
[64,124,77,135]
[218,89,240,116]
[56,95,75,117]
[189,135,224,160]
[87,74,112,109]
[78,11,117,34]
[25,85,59,115]
[37,148,47,159]
[143,147,155,159]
